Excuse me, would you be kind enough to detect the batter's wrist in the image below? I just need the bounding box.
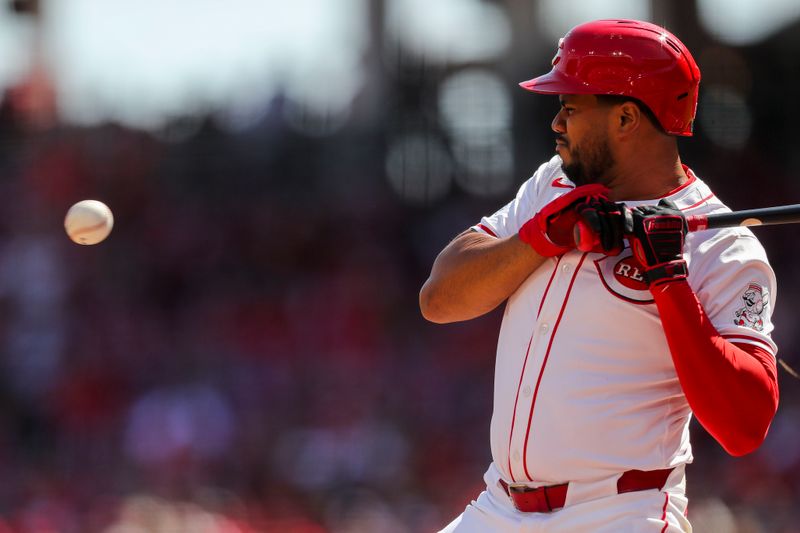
[645,259,688,288]
[518,215,570,257]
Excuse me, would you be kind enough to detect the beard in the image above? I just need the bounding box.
[559,133,615,187]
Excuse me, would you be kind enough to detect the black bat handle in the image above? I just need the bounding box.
[687,204,800,232]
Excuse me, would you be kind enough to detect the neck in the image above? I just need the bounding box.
[606,146,687,201]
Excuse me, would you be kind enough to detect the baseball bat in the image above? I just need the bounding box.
[687,204,800,232]
[575,203,800,252]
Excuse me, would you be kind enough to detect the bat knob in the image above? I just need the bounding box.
[574,220,598,252]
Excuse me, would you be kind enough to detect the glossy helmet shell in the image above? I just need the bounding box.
[520,19,701,136]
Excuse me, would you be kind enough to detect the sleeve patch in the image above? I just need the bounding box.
[733,282,769,332]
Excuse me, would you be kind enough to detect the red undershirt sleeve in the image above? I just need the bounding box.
[652,280,779,457]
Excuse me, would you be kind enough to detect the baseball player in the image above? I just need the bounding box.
[420,19,779,532]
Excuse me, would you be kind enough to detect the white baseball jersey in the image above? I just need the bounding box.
[471,155,777,485]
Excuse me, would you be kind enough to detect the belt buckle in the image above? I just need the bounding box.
[507,483,534,494]
[506,483,553,512]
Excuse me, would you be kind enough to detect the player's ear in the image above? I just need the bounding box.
[616,101,642,135]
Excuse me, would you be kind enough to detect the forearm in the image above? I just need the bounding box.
[652,281,779,456]
[419,231,548,323]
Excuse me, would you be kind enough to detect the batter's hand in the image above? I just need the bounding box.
[519,184,609,257]
[628,199,688,287]
[573,197,627,255]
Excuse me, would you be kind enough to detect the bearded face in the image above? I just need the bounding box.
[559,124,616,187]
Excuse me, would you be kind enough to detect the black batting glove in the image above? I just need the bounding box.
[628,199,688,287]
[573,197,627,255]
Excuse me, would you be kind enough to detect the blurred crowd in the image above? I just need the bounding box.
[0,6,798,533]
[0,90,510,531]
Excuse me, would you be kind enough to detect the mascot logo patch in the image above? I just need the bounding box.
[594,250,653,304]
[734,283,768,331]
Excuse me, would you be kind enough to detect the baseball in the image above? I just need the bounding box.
[64,200,114,245]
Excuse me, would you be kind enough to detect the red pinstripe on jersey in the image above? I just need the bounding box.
[660,492,670,532]
[507,335,533,482]
[521,253,587,481]
[537,257,562,320]
[507,256,562,481]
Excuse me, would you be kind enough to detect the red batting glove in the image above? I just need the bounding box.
[518,184,609,257]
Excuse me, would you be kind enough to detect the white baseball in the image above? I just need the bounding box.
[64,200,114,245]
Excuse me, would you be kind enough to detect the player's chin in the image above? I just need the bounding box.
[560,161,581,181]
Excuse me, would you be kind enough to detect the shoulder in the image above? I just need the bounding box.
[534,155,571,189]
[511,156,572,207]
[472,156,570,237]
[525,155,575,201]
[678,171,770,261]
[690,226,769,263]
[517,155,569,191]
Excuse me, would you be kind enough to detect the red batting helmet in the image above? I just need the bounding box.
[520,19,701,136]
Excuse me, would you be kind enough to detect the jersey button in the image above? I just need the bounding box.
[522,385,532,397]
[513,450,521,461]
[561,263,572,274]
[540,323,549,333]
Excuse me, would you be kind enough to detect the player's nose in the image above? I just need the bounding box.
[551,109,567,134]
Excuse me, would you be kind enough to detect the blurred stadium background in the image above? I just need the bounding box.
[0,0,797,531]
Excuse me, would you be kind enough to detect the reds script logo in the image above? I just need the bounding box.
[734,283,768,331]
[594,250,653,304]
